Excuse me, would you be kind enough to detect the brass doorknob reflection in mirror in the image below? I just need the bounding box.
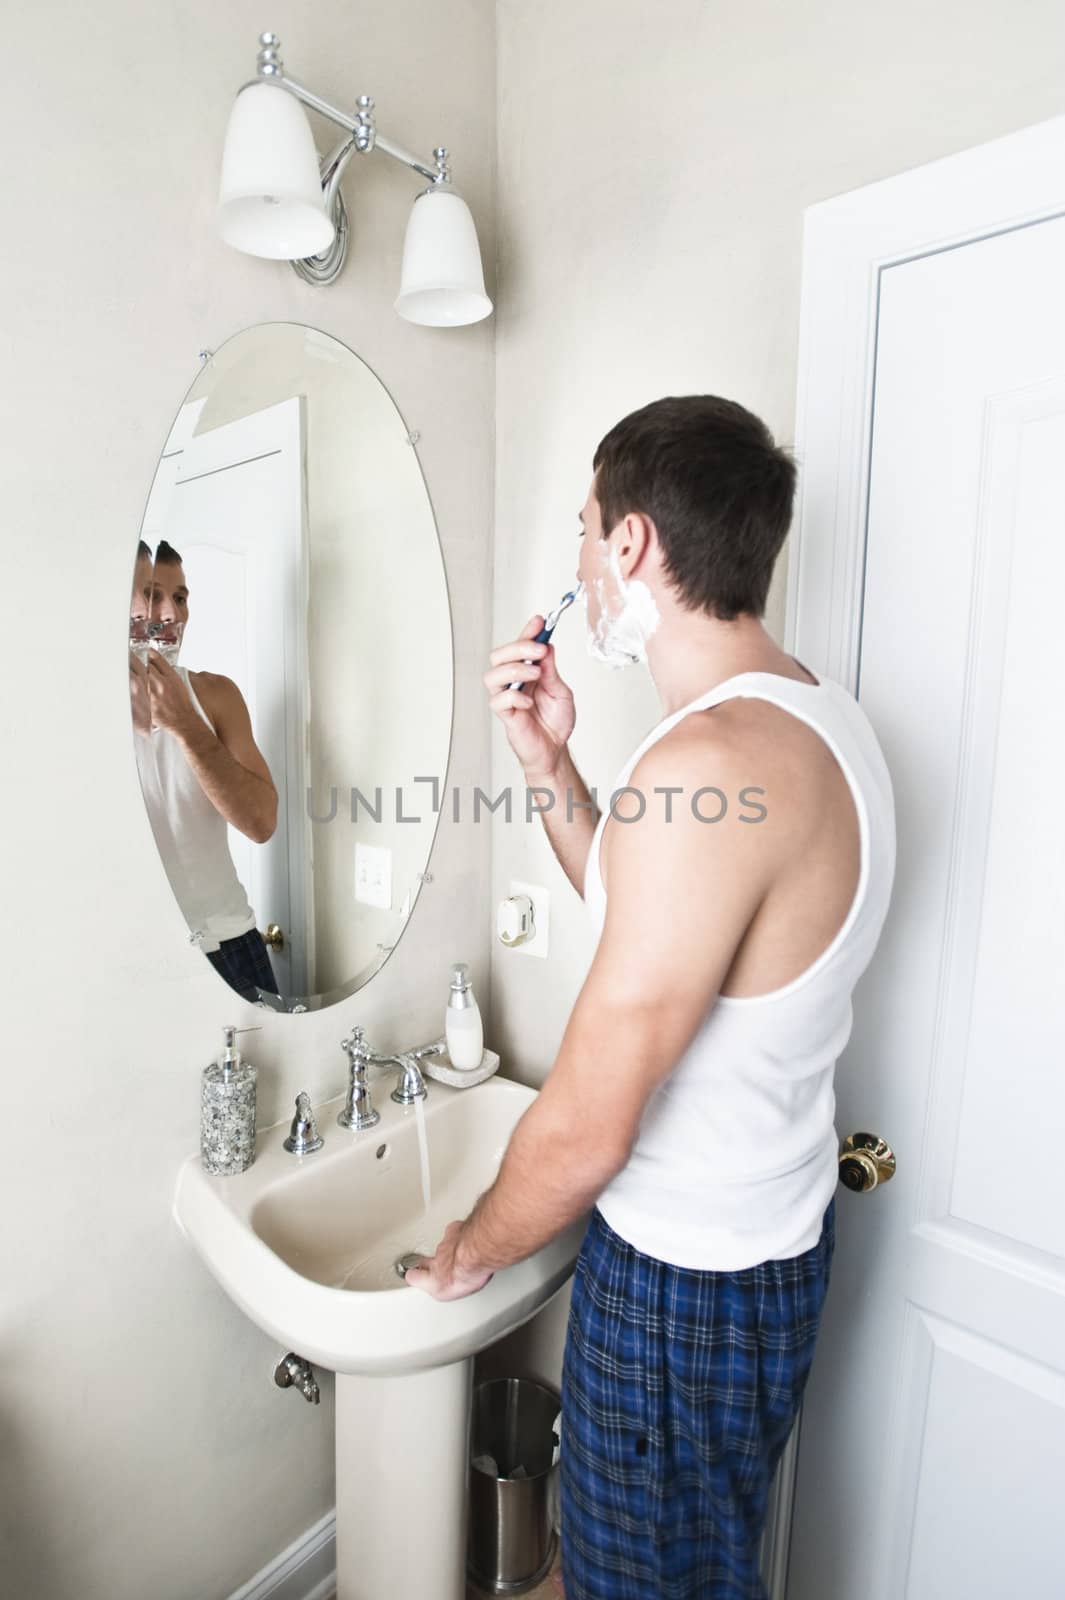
[263,923,285,952]
[839,1131,896,1193]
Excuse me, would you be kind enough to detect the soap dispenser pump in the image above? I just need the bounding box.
[445,961,484,1071]
[200,1024,259,1176]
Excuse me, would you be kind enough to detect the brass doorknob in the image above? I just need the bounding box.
[839,1131,896,1193]
[263,923,285,952]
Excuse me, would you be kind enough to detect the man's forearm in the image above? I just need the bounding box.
[455,1092,622,1275]
[526,746,600,896]
[176,723,277,843]
[410,988,685,1301]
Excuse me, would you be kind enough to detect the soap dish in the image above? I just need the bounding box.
[420,1046,500,1089]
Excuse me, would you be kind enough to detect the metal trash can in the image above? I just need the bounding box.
[468,1377,561,1594]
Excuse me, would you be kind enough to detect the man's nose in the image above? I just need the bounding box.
[151,596,176,622]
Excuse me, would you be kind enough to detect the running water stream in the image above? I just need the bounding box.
[335,1092,434,1291]
[413,1094,432,1214]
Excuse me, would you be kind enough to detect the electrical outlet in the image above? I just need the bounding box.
[507,879,550,958]
[355,842,392,910]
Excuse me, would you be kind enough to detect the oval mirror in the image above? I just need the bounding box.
[128,322,453,1011]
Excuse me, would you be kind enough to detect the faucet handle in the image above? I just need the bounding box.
[283,1091,324,1155]
[390,1052,428,1106]
[338,1030,381,1132]
[340,1026,369,1062]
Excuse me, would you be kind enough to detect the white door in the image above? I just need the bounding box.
[160,397,310,998]
[782,120,1065,1599]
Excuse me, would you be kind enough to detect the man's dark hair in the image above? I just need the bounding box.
[136,539,152,561]
[592,395,797,620]
[154,539,183,566]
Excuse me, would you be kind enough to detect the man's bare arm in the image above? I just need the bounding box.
[147,658,278,843]
[180,676,278,844]
[525,744,601,897]
[407,725,780,1297]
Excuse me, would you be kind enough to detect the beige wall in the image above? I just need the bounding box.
[0,3,494,1596]
[486,0,1065,1384]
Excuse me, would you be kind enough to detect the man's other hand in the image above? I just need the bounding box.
[129,653,152,738]
[146,652,200,738]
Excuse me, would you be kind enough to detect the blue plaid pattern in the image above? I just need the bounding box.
[560,1197,836,1599]
[205,928,279,1002]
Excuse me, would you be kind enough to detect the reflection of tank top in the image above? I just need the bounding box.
[134,666,257,954]
[584,670,897,1270]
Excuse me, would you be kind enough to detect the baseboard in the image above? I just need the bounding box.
[228,1509,337,1600]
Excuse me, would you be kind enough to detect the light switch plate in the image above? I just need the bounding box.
[355,842,392,910]
[507,879,550,958]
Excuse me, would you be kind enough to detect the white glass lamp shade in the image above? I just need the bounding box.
[216,82,335,260]
[394,189,493,326]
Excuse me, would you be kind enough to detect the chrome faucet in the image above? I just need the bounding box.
[339,1029,380,1130]
[339,1026,444,1130]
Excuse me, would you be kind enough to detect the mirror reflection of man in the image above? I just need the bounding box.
[129,538,282,1003]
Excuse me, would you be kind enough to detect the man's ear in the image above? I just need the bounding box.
[616,511,654,579]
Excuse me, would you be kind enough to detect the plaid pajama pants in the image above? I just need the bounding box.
[205,928,280,1003]
[559,1197,836,1600]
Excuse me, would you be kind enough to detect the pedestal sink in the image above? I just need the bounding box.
[173,1073,583,1600]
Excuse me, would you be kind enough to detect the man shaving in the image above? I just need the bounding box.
[130,539,282,1002]
[408,396,896,1600]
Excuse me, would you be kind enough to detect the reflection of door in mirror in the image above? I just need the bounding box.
[134,395,310,1001]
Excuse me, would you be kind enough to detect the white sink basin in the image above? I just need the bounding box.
[173,1071,584,1600]
[174,1073,581,1375]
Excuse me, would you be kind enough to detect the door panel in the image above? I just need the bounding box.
[787,208,1065,1598]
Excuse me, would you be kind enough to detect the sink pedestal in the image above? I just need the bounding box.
[335,1358,472,1600]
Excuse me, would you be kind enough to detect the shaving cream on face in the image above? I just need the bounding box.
[148,620,184,668]
[584,542,661,668]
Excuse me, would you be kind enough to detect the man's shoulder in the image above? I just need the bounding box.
[602,711,781,908]
[621,700,826,857]
[604,716,765,838]
[638,695,840,785]
[188,670,243,708]
[628,704,769,792]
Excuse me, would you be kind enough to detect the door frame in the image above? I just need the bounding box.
[758,111,1065,1596]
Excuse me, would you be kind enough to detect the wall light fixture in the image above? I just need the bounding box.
[216,32,493,327]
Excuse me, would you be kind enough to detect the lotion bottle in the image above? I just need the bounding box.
[445,962,484,1071]
[201,1024,258,1175]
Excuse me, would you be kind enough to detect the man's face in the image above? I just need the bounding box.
[576,476,612,638]
[575,473,659,668]
[130,553,154,621]
[151,560,189,630]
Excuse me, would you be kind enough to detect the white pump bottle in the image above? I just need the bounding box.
[445,961,484,1070]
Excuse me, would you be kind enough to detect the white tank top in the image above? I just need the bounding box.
[584,669,897,1269]
[134,666,257,955]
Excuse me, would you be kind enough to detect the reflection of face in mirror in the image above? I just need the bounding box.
[129,537,282,1006]
[147,541,188,664]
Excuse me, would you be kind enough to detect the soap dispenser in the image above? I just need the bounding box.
[201,1024,258,1176]
[445,962,484,1071]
